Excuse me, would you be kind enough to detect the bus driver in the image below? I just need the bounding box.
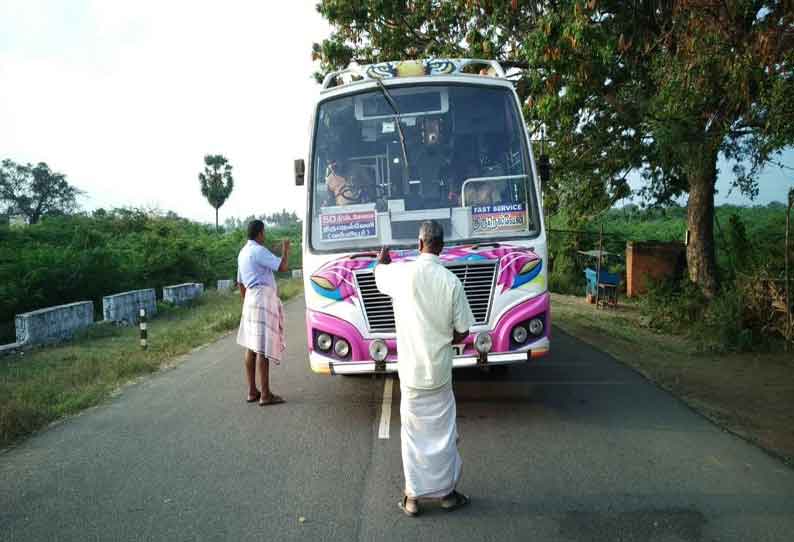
[324,161,375,207]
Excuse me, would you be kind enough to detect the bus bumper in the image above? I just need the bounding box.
[310,337,550,375]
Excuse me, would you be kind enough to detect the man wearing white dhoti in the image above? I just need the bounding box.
[374,220,475,517]
[236,220,290,406]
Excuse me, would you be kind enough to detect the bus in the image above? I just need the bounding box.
[294,58,550,375]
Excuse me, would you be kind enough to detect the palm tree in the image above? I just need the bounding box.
[199,154,234,232]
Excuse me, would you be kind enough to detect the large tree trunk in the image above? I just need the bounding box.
[685,145,719,298]
[215,207,219,233]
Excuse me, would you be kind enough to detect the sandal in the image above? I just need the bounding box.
[246,390,261,403]
[259,393,285,406]
[440,491,470,512]
[398,495,420,517]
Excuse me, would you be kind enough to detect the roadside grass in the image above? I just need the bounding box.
[552,293,794,465]
[276,276,304,302]
[0,279,303,449]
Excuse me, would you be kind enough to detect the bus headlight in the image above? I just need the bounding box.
[512,325,528,344]
[529,318,544,336]
[317,333,333,352]
[474,332,492,354]
[334,338,350,358]
[369,339,388,362]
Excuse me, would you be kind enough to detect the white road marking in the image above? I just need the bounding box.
[378,376,394,439]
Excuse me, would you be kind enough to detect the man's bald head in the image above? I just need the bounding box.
[418,220,444,255]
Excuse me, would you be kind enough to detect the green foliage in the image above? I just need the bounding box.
[313,0,794,295]
[313,1,792,211]
[549,245,584,296]
[638,277,765,353]
[275,278,304,304]
[638,278,706,335]
[223,210,301,233]
[549,202,789,348]
[198,154,234,231]
[0,209,302,342]
[0,159,81,224]
[264,208,301,227]
[552,202,787,275]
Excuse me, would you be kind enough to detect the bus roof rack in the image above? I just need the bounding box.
[321,58,506,90]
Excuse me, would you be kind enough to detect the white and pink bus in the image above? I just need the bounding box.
[294,59,550,375]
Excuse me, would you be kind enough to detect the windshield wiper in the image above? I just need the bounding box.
[374,78,410,188]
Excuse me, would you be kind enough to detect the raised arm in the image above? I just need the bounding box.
[277,239,290,273]
[256,242,286,273]
[373,246,394,296]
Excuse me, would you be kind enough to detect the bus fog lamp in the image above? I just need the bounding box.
[474,332,492,354]
[334,338,350,358]
[317,333,333,352]
[369,339,388,362]
[512,325,528,344]
[529,318,544,336]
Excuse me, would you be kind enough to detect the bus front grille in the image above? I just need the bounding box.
[354,261,497,334]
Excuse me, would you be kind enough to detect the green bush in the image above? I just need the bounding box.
[549,251,583,296]
[638,278,706,335]
[697,287,757,353]
[551,202,788,347]
[0,210,303,342]
[639,277,770,353]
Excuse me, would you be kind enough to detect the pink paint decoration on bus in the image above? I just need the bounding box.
[309,244,542,302]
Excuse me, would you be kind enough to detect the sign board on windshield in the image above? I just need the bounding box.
[320,210,378,241]
[471,203,526,235]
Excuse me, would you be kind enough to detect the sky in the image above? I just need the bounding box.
[1,1,792,225]
[0,1,330,224]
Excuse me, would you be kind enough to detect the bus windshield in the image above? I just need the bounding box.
[309,83,540,251]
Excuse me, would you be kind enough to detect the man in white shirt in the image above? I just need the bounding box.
[236,220,290,406]
[374,220,475,517]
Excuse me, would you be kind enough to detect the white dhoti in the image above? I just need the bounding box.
[400,381,462,498]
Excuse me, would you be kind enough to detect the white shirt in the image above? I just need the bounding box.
[237,240,281,289]
[375,253,474,390]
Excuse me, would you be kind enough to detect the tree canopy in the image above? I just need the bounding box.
[199,154,235,232]
[265,209,301,227]
[0,159,81,224]
[313,0,794,296]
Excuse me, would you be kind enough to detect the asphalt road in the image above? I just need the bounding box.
[2,298,794,542]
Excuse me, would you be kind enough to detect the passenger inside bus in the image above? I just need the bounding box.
[447,140,510,206]
[323,160,376,207]
[464,180,503,206]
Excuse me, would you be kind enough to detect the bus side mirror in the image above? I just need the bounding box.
[538,154,550,187]
[294,159,305,186]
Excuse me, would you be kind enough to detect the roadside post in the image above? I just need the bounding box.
[140,308,148,350]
